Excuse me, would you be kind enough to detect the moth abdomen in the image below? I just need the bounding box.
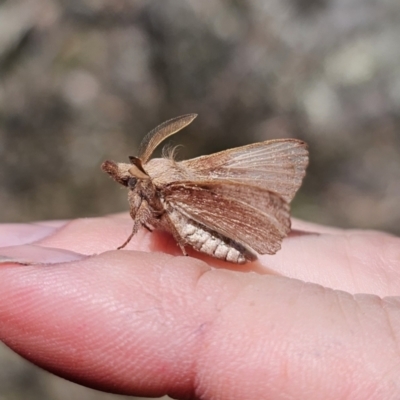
[167,208,256,264]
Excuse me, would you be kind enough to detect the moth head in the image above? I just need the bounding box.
[101,158,149,189]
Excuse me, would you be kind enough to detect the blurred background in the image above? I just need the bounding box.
[0,0,399,399]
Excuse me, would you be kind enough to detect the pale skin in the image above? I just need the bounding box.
[1,215,400,399]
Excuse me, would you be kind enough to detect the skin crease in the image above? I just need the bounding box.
[0,216,400,399]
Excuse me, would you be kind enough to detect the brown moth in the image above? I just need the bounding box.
[101,114,308,263]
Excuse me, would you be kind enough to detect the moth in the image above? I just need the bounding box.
[101,114,308,263]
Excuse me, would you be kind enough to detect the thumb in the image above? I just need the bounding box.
[0,250,399,399]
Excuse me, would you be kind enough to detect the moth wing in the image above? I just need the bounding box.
[179,139,308,202]
[163,181,290,255]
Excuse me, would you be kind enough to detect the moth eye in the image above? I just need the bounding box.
[128,177,137,189]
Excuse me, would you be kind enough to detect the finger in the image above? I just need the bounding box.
[291,218,344,234]
[0,252,399,399]
[37,216,400,296]
[38,216,145,255]
[0,222,67,247]
[0,245,86,265]
[262,229,400,297]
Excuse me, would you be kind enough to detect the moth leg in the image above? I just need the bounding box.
[160,213,188,256]
[143,223,154,232]
[117,228,137,249]
[118,201,152,249]
[178,242,188,256]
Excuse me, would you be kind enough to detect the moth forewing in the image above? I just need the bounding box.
[179,139,308,203]
[162,181,291,255]
[101,114,309,263]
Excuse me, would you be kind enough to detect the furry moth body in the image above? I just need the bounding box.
[101,114,308,263]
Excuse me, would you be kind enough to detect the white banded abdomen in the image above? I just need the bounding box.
[167,209,256,264]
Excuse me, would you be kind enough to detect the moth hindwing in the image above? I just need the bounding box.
[101,114,309,263]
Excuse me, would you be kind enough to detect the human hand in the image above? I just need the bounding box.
[0,215,399,399]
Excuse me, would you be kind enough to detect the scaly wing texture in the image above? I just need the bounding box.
[138,114,197,164]
[163,181,290,255]
[179,139,308,202]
